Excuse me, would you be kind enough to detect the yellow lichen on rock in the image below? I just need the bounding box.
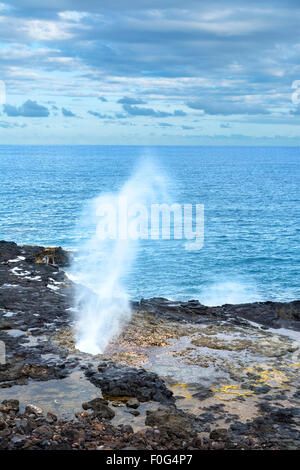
[212,384,254,401]
[244,366,291,388]
[169,383,193,400]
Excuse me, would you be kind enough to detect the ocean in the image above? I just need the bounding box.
[0,145,299,305]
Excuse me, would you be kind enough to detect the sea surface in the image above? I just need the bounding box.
[0,145,299,305]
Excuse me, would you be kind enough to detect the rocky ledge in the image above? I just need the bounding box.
[0,241,299,450]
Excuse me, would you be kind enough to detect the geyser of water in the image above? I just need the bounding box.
[72,159,167,354]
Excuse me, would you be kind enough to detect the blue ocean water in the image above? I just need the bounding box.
[0,145,299,305]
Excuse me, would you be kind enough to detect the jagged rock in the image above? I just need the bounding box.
[82,397,108,410]
[220,301,300,330]
[0,399,19,412]
[133,297,300,331]
[85,362,174,403]
[0,242,77,388]
[33,424,54,439]
[82,398,115,419]
[33,247,70,267]
[192,387,214,400]
[0,242,299,450]
[145,407,196,440]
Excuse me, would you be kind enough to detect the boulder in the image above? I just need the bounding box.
[126,398,140,409]
[82,398,115,420]
[85,362,174,404]
[145,407,196,440]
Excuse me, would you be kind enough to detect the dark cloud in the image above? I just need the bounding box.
[186,100,269,115]
[122,104,172,117]
[88,110,111,119]
[1,0,300,135]
[2,1,299,84]
[62,107,77,117]
[122,104,187,118]
[117,96,146,105]
[3,100,50,117]
[173,110,187,117]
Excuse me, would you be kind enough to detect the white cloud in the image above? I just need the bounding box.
[24,20,73,41]
[0,44,54,60]
[58,11,89,22]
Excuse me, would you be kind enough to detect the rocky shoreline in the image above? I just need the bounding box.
[0,241,299,450]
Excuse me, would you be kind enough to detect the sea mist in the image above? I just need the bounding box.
[71,159,167,354]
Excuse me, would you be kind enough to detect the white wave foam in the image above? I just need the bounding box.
[199,281,262,306]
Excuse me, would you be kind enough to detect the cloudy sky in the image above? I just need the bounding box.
[0,0,300,144]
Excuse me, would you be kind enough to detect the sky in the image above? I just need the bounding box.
[0,0,300,145]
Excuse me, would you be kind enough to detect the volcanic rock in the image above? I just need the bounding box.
[85,362,174,403]
[126,398,140,409]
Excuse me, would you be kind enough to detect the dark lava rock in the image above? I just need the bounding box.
[82,398,108,411]
[94,406,115,420]
[85,362,174,404]
[0,241,70,267]
[0,398,298,450]
[0,242,299,450]
[126,398,140,409]
[0,242,77,388]
[210,428,228,441]
[270,407,299,424]
[145,407,196,440]
[252,385,272,394]
[0,414,7,430]
[0,399,19,412]
[82,398,115,419]
[33,424,54,440]
[134,298,212,323]
[133,297,300,331]
[220,300,300,330]
[192,387,214,400]
[30,246,70,267]
[121,424,134,434]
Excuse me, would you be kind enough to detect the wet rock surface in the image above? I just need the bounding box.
[0,241,76,388]
[0,242,299,450]
[82,398,115,420]
[0,397,299,450]
[134,297,300,331]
